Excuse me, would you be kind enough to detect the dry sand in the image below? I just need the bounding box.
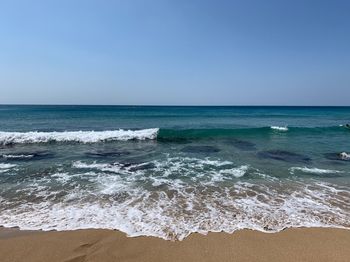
[0,227,350,262]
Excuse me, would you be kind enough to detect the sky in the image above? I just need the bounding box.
[0,0,349,105]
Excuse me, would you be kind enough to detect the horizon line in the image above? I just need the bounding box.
[0,104,350,107]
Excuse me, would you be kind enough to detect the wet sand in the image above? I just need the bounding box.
[0,227,350,262]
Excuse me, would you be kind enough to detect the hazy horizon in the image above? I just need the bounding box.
[1,104,350,107]
[1,0,350,106]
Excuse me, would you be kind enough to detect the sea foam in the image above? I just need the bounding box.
[289,167,343,175]
[0,128,159,144]
[0,163,17,169]
[0,174,348,240]
[340,152,350,161]
[2,154,34,159]
[0,163,17,173]
[0,157,349,240]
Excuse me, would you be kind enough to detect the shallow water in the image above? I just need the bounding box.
[0,105,349,240]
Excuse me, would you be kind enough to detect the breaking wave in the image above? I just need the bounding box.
[0,163,17,169]
[0,157,349,240]
[0,125,347,145]
[340,152,350,161]
[290,167,344,175]
[270,126,288,131]
[0,163,17,173]
[1,154,34,159]
[0,129,159,145]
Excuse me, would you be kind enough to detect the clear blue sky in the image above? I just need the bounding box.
[0,0,349,105]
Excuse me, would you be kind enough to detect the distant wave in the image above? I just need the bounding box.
[340,152,350,161]
[0,126,347,145]
[0,163,17,169]
[1,154,34,159]
[0,163,17,173]
[290,167,343,175]
[270,126,288,131]
[157,126,345,142]
[0,129,159,145]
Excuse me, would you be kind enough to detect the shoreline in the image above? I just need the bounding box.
[1,227,350,262]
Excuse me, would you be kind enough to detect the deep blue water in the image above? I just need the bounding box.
[0,105,349,240]
[1,105,350,131]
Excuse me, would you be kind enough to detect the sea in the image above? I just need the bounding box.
[0,105,349,240]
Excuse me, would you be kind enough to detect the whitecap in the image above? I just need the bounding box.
[290,167,343,175]
[0,163,17,169]
[2,154,34,159]
[340,152,350,161]
[217,165,249,179]
[73,161,123,173]
[0,163,17,173]
[270,126,288,131]
[0,128,159,145]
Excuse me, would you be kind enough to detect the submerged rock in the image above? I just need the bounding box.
[258,150,311,163]
[181,146,220,153]
[229,139,256,151]
[157,136,191,144]
[85,150,130,158]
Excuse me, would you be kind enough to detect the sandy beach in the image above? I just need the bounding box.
[2,0,350,260]
[0,227,349,262]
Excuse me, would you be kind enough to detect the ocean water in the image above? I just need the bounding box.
[0,105,349,240]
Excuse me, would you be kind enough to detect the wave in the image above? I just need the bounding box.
[0,172,348,240]
[1,154,34,159]
[0,163,17,169]
[270,126,288,131]
[0,154,349,240]
[0,125,347,145]
[0,163,17,173]
[72,158,248,182]
[0,129,159,145]
[290,167,343,175]
[157,126,346,142]
[340,152,350,161]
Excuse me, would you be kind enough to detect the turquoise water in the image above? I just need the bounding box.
[0,105,349,240]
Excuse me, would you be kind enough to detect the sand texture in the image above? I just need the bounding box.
[0,227,350,262]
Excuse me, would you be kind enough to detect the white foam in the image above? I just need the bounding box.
[0,177,349,241]
[0,128,159,144]
[290,167,343,175]
[0,163,17,173]
[51,173,71,184]
[73,157,239,182]
[270,126,288,131]
[0,156,349,241]
[218,165,249,179]
[199,159,233,166]
[340,152,350,161]
[73,161,124,173]
[2,154,34,159]
[0,163,17,169]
